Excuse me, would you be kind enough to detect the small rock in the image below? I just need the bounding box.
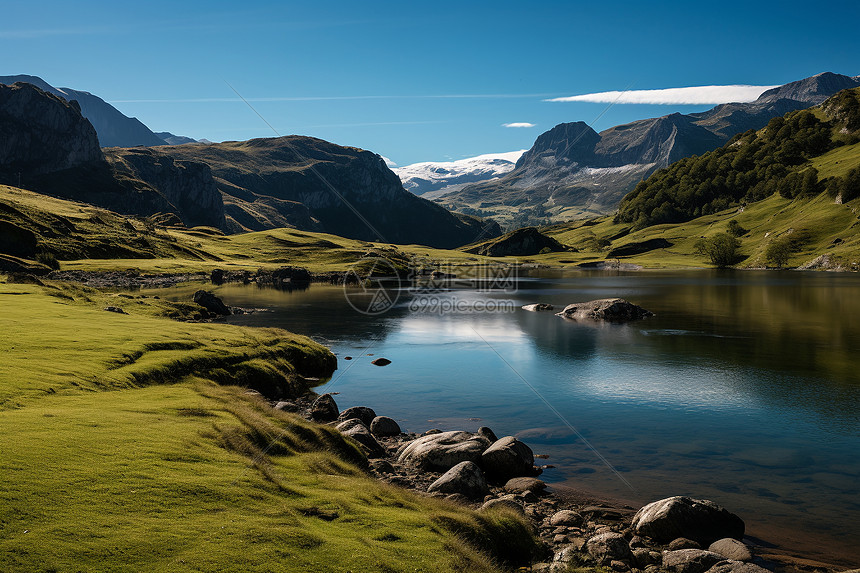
[369,459,396,474]
[343,356,352,360]
[662,549,723,573]
[629,536,647,549]
[611,560,631,572]
[553,534,569,544]
[631,548,658,568]
[370,416,401,437]
[422,428,442,436]
[371,357,391,366]
[477,426,498,442]
[336,419,385,458]
[706,562,772,573]
[104,306,126,314]
[427,461,489,499]
[550,510,583,527]
[669,538,702,551]
[522,303,555,311]
[556,298,651,322]
[309,394,338,422]
[338,406,377,426]
[586,531,631,565]
[273,400,299,412]
[504,476,547,494]
[480,435,535,481]
[481,498,525,514]
[445,493,470,505]
[708,538,752,562]
[518,490,539,503]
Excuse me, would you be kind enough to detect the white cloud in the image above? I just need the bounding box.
[502,122,536,128]
[546,84,779,105]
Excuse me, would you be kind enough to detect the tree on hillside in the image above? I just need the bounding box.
[765,237,792,268]
[693,233,741,268]
[727,219,748,237]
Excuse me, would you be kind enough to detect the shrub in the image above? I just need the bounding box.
[35,251,61,270]
[727,219,748,237]
[693,233,741,268]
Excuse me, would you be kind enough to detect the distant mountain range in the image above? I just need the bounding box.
[0,74,200,148]
[435,72,860,229]
[0,81,499,248]
[394,150,526,198]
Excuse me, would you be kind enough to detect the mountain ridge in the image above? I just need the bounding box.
[438,72,860,228]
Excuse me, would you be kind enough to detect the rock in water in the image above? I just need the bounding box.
[661,549,724,573]
[309,393,339,422]
[369,416,401,437]
[586,532,631,565]
[522,303,555,312]
[337,406,377,426]
[632,496,745,545]
[397,430,490,471]
[371,358,391,366]
[192,290,231,315]
[427,461,489,499]
[556,298,652,322]
[480,436,535,481]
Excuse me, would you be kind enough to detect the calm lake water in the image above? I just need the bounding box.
[153,271,860,562]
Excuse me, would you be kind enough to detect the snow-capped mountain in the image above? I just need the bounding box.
[394,150,526,199]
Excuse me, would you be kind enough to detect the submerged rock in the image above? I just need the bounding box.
[556,298,652,322]
[522,303,555,312]
[371,357,391,366]
[632,496,744,545]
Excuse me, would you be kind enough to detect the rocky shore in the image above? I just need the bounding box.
[264,391,857,573]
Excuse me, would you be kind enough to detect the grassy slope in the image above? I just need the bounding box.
[0,280,537,572]
[543,191,860,269]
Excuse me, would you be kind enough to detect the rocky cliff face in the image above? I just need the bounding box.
[158,136,500,247]
[104,148,226,229]
[0,82,102,180]
[440,72,860,228]
[0,74,167,147]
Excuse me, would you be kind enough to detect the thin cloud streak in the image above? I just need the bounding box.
[502,122,536,128]
[110,93,566,104]
[547,84,779,105]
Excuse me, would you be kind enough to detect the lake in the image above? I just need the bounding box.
[152,270,860,563]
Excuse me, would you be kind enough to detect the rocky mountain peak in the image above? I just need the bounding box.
[517,121,600,169]
[756,72,860,105]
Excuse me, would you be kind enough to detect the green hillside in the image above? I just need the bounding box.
[615,88,860,229]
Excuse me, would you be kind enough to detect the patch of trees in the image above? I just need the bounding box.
[615,107,837,228]
[826,166,860,203]
[694,233,742,268]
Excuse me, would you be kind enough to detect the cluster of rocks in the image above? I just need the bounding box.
[278,392,787,573]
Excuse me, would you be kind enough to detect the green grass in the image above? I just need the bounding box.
[0,279,540,572]
[810,140,860,179]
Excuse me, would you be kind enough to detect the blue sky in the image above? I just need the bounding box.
[3,0,859,165]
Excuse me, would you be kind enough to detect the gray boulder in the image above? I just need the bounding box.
[549,509,583,527]
[706,561,771,573]
[370,416,401,437]
[480,497,525,514]
[336,419,385,458]
[504,476,546,494]
[708,538,752,562]
[427,461,489,499]
[309,393,339,422]
[632,496,745,545]
[662,549,724,573]
[397,430,490,471]
[586,532,631,565]
[338,406,376,426]
[477,426,498,442]
[556,298,652,322]
[480,436,534,480]
[669,538,702,551]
